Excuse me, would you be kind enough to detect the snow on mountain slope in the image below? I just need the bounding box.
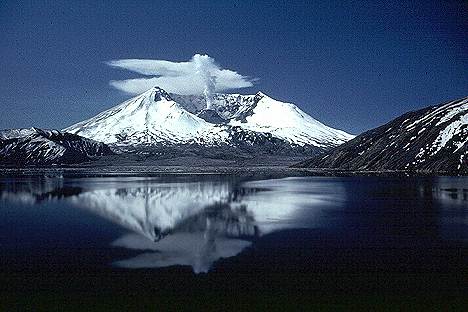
[65,87,220,146]
[226,92,354,147]
[174,91,355,147]
[0,127,112,166]
[295,96,468,174]
[65,87,354,153]
[0,128,37,140]
[170,92,257,120]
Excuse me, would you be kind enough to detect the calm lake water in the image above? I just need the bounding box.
[1,173,467,309]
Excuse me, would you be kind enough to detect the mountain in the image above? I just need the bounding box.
[0,127,112,166]
[65,88,211,146]
[295,96,468,174]
[64,87,353,155]
[172,92,354,148]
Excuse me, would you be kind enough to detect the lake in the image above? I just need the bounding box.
[0,172,467,309]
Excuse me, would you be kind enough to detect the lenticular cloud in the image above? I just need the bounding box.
[106,54,256,96]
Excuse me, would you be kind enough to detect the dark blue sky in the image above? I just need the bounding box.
[1,0,466,134]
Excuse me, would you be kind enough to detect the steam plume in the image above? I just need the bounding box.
[106,55,256,101]
[193,54,217,109]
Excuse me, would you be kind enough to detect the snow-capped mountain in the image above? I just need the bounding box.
[0,127,112,166]
[65,88,214,146]
[173,92,354,147]
[295,96,468,174]
[64,87,353,154]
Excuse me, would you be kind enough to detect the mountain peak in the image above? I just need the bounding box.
[146,86,172,102]
[64,87,354,150]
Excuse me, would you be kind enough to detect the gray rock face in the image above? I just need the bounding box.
[0,127,113,166]
[196,109,227,124]
[295,97,468,174]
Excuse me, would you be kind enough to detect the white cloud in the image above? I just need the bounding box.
[106,54,256,95]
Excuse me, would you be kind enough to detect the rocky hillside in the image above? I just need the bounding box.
[295,97,468,174]
[0,128,113,166]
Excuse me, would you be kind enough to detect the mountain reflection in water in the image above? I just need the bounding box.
[1,175,466,273]
[0,176,345,273]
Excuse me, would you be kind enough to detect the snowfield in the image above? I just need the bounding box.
[64,86,354,151]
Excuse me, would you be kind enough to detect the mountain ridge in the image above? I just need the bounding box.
[294,96,468,174]
[0,127,113,166]
[2,87,465,172]
[64,86,354,154]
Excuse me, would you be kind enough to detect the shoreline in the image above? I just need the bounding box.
[0,165,465,178]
